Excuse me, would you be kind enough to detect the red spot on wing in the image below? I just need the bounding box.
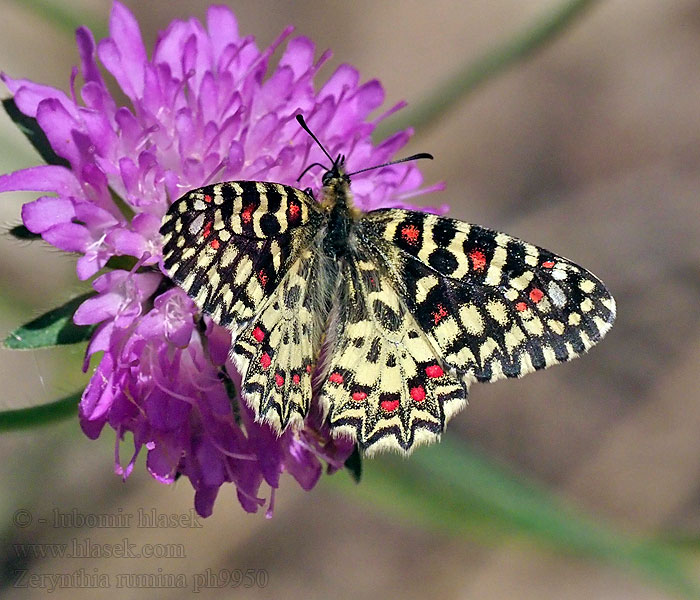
[425,365,444,378]
[275,373,284,387]
[352,391,367,402]
[410,386,426,402]
[202,221,212,239]
[260,353,271,369]
[432,304,448,324]
[210,239,220,250]
[469,249,487,272]
[515,301,528,312]
[329,372,344,384]
[288,201,301,222]
[252,327,265,342]
[292,374,300,385]
[529,288,544,303]
[204,194,212,203]
[400,224,420,245]
[542,260,555,268]
[380,399,400,412]
[241,205,254,224]
[258,270,268,286]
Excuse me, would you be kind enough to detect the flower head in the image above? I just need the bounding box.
[0,2,441,516]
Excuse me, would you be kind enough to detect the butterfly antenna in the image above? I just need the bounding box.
[296,162,327,182]
[347,152,433,177]
[296,115,335,165]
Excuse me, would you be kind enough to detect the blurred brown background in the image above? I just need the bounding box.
[1,0,700,598]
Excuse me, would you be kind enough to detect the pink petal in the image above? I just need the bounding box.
[279,37,315,78]
[320,64,359,100]
[92,270,124,294]
[75,26,105,86]
[78,106,117,157]
[195,487,219,518]
[74,292,123,325]
[22,196,76,233]
[43,222,91,252]
[207,322,232,367]
[81,81,115,114]
[106,228,146,258]
[206,5,240,62]
[2,74,78,119]
[79,354,116,433]
[83,321,114,369]
[36,98,86,168]
[0,165,82,196]
[353,79,385,117]
[77,251,111,281]
[108,1,147,97]
[153,20,192,81]
[146,440,179,483]
[286,443,322,491]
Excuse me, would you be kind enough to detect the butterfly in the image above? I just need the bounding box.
[159,115,615,455]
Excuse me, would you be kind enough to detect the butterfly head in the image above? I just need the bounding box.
[295,114,433,210]
[322,154,351,187]
[322,154,349,185]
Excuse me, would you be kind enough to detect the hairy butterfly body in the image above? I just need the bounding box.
[160,117,615,455]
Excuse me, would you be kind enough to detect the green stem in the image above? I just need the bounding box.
[376,0,599,138]
[333,438,700,599]
[0,392,79,432]
[8,0,107,39]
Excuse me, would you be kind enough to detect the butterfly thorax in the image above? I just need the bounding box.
[320,164,361,259]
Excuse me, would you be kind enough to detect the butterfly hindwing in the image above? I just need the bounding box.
[232,241,334,431]
[358,208,616,384]
[319,247,467,454]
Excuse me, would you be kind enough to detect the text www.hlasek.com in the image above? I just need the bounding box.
[13,539,185,559]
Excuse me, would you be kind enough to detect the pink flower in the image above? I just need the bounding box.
[0,2,440,516]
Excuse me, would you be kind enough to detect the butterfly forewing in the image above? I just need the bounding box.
[357,208,616,384]
[160,180,329,430]
[161,181,323,330]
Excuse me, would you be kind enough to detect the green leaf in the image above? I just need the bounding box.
[2,98,70,168]
[4,293,96,349]
[217,364,241,425]
[0,392,79,431]
[332,438,700,599]
[103,255,139,271]
[109,187,136,222]
[344,445,363,483]
[7,0,107,40]
[7,224,41,241]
